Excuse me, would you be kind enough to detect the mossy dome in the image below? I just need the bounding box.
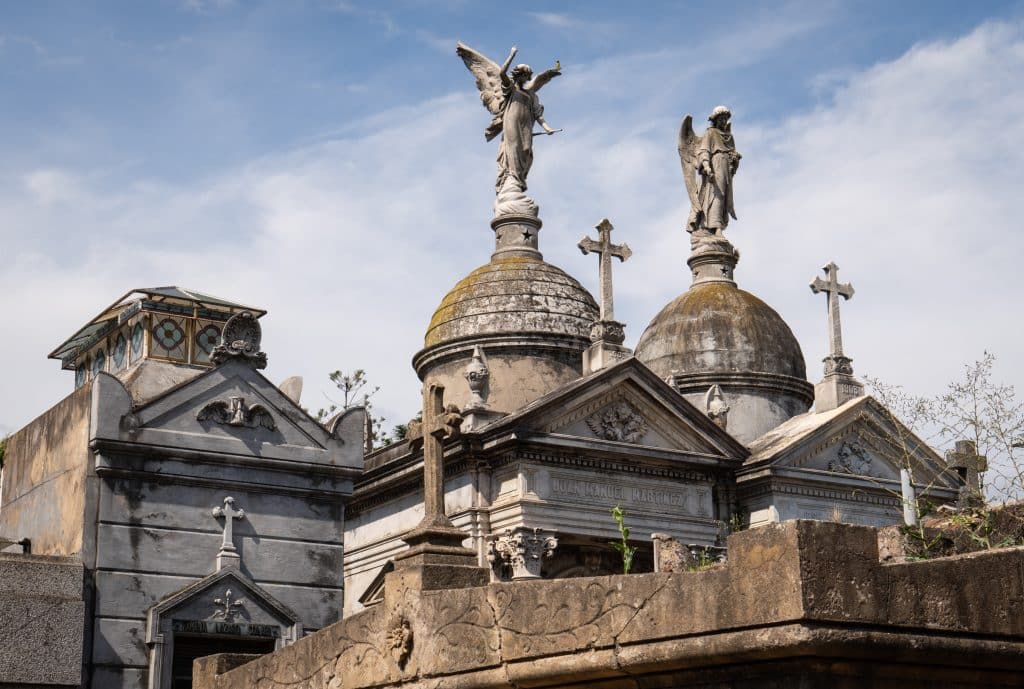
[414,253,598,413]
[423,255,597,348]
[635,276,813,444]
[635,281,806,380]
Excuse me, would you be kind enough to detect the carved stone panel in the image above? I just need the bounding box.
[584,401,649,443]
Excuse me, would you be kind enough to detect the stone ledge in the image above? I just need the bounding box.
[199,520,1024,689]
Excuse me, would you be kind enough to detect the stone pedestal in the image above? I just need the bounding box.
[387,524,489,599]
[583,320,631,375]
[491,214,541,260]
[687,234,738,286]
[461,407,506,432]
[815,356,864,412]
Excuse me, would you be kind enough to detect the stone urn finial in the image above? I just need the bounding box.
[705,384,730,430]
[463,346,491,411]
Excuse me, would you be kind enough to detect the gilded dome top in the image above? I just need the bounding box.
[424,255,598,349]
[635,281,807,381]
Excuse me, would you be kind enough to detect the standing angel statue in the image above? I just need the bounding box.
[456,42,562,217]
[678,106,742,243]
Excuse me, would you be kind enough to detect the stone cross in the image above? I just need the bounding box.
[418,382,462,530]
[211,496,245,570]
[810,262,855,366]
[946,440,988,506]
[579,219,632,322]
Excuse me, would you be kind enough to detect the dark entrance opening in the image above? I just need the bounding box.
[171,633,275,688]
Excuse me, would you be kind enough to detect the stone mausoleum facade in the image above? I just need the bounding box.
[0,75,979,689]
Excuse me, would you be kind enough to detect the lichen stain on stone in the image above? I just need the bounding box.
[636,281,806,379]
[424,256,597,348]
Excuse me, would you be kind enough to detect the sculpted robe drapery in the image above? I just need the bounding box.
[696,126,741,231]
[495,87,544,193]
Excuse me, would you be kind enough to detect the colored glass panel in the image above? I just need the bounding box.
[193,323,221,364]
[92,349,106,376]
[151,317,187,361]
[112,333,127,370]
[131,322,144,360]
[75,364,87,388]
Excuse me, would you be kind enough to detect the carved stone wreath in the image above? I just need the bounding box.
[585,401,648,443]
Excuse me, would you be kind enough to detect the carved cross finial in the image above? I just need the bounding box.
[211,496,245,570]
[418,382,462,530]
[579,219,632,322]
[810,261,855,372]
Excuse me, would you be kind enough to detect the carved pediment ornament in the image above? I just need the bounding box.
[197,396,276,431]
[211,311,268,369]
[212,588,244,621]
[828,439,873,475]
[585,400,648,443]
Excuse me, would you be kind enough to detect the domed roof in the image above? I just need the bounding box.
[424,255,598,348]
[635,281,806,380]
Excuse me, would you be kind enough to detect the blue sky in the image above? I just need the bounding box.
[3,1,1024,463]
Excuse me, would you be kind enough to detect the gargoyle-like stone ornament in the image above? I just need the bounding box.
[457,42,562,218]
[212,311,268,369]
[678,106,742,250]
[197,396,276,431]
[487,527,557,580]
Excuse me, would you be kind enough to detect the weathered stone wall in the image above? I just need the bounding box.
[0,554,85,687]
[197,520,1024,689]
[0,384,92,556]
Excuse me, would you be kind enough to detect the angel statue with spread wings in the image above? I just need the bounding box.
[678,106,742,244]
[456,42,562,216]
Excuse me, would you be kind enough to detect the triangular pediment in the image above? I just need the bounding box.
[146,567,300,644]
[488,358,748,461]
[745,396,958,489]
[91,360,363,468]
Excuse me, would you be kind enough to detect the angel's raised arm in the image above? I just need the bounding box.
[500,45,518,76]
[526,60,561,92]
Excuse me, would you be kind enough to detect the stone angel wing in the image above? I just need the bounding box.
[197,400,231,424]
[678,114,703,231]
[526,61,562,92]
[245,404,277,431]
[456,42,506,115]
[456,42,511,142]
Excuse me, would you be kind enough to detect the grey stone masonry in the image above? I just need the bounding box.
[0,553,85,687]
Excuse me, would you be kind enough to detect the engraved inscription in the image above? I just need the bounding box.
[548,473,709,516]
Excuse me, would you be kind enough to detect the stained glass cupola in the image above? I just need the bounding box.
[49,287,266,398]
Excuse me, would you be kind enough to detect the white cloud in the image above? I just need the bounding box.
[1,19,1022,450]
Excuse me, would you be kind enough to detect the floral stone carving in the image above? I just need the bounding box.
[585,401,648,443]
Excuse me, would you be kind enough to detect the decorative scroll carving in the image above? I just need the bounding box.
[487,527,558,580]
[197,395,276,430]
[211,311,267,369]
[585,401,648,443]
